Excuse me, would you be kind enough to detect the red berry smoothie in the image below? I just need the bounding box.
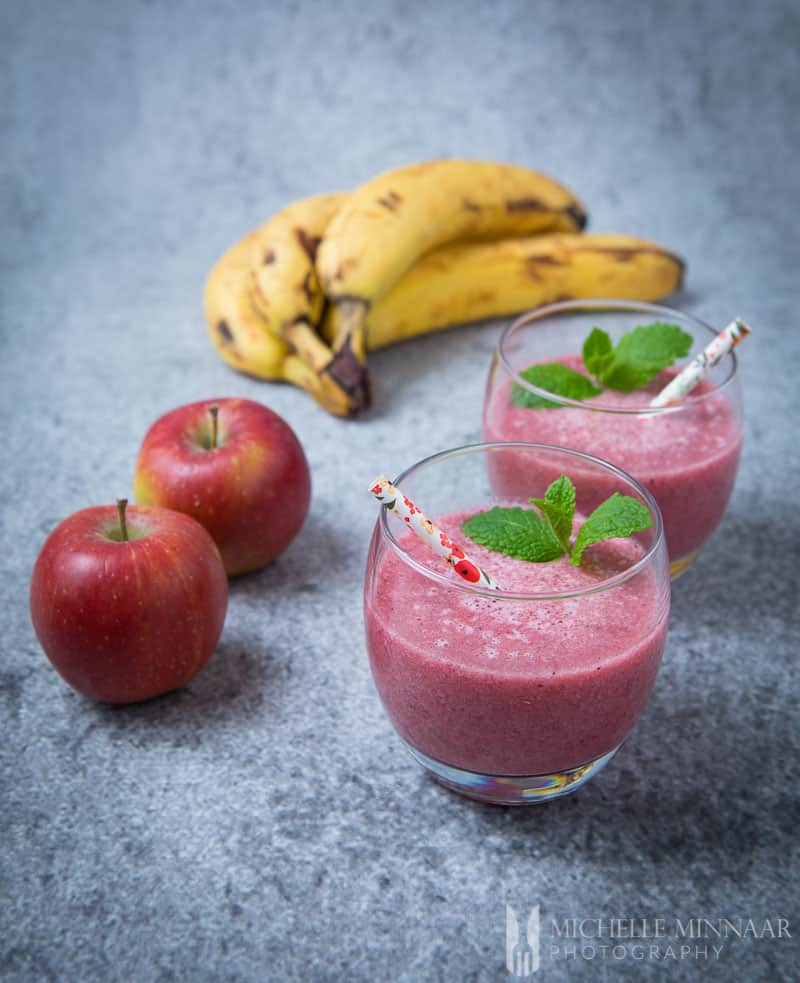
[365,510,669,777]
[484,357,742,562]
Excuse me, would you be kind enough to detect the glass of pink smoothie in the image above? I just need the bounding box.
[483,301,744,578]
[364,443,670,805]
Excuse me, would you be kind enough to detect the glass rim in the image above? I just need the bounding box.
[378,441,666,601]
[497,299,739,415]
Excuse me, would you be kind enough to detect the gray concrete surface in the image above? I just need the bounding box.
[1,1,798,980]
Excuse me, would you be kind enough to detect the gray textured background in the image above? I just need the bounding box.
[2,1,798,980]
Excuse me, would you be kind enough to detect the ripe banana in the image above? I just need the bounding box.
[248,192,347,377]
[204,230,354,416]
[321,234,684,350]
[315,160,588,405]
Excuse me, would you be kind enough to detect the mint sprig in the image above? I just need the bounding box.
[588,322,693,392]
[511,364,602,409]
[512,321,693,407]
[461,475,652,566]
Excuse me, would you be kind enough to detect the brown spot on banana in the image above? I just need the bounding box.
[300,269,315,304]
[461,197,482,212]
[507,199,588,230]
[295,228,322,262]
[598,248,636,262]
[262,249,276,265]
[377,190,403,211]
[564,203,588,230]
[505,197,547,213]
[527,254,564,265]
[216,320,235,346]
[526,255,565,281]
[330,257,361,283]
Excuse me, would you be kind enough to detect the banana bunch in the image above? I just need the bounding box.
[205,159,684,417]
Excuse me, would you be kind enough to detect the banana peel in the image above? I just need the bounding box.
[321,233,685,350]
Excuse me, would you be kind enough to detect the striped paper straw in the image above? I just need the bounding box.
[650,318,751,408]
[368,474,502,590]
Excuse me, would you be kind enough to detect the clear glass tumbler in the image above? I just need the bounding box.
[364,442,670,806]
[483,300,744,579]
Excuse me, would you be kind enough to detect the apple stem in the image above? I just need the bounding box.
[116,498,129,542]
[209,405,219,449]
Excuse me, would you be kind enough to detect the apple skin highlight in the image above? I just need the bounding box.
[29,505,228,704]
[133,398,311,576]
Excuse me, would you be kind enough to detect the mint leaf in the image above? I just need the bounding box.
[582,327,614,378]
[462,507,565,563]
[596,322,692,392]
[511,363,602,409]
[570,494,653,566]
[515,322,694,407]
[461,478,651,569]
[530,475,575,551]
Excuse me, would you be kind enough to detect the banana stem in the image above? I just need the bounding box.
[329,299,368,361]
[284,319,337,373]
[322,299,372,413]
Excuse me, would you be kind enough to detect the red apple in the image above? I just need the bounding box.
[133,398,311,575]
[30,501,228,704]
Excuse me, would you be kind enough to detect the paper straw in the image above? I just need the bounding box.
[650,318,751,408]
[368,474,502,590]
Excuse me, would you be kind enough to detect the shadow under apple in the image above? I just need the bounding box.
[69,633,286,750]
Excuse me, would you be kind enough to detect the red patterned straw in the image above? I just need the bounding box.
[368,474,502,590]
[650,318,751,408]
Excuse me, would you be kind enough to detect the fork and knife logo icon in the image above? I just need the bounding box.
[506,904,540,976]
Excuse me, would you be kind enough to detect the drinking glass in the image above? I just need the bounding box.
[483,300,744,578]
[364,442,670,805]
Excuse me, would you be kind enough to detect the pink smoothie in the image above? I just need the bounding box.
[365,510,669,776]
[484,357,742,561]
